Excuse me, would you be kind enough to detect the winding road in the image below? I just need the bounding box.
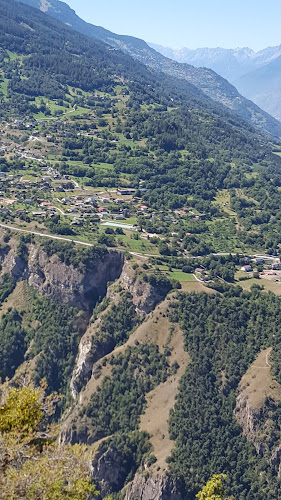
[0,222,279,263]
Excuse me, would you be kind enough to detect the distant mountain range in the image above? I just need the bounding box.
[17,0,281,137]
[150,44,281,122]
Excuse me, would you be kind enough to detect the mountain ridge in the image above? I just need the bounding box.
[149,43,281,122]
[17,0,281,138]
[149,43,281,80]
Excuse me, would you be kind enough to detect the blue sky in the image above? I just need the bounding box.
[65,0,281,51]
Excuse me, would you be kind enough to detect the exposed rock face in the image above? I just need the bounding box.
[91,446,131,498]
[2,244,124,311]
[70,320,113,399]
[118,261,166,315]
[270,444,281,475]
[124,473,185,500]
[1,245,27,280]
[235,392,281,476]
[70,262,170,398]
[92,446,186,500]
[235,392,266,455]
[235,349,281,477]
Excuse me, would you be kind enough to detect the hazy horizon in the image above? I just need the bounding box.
[149,43,278,53]
[65,0,281,52]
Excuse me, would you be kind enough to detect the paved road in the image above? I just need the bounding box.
[0,223,94,247]
[0,222,279,263]
[54,206,66,215]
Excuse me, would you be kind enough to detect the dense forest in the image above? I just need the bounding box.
[168,287,281,499]
[84,344,170,442]
[0,287,80,397]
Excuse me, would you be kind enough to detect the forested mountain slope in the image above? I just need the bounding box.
[2,233,281,499]
[2,3,281,498]
[2,0,281,255]
[17,0,281,138]
[150,42,281,123]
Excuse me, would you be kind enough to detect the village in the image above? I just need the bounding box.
[0,109,281,296]
[0,140,208,249]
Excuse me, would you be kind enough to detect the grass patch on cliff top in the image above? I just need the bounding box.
[157,266,195,283]
[116,234,159,254]
[237,278,281,296]
[238,348,281,410]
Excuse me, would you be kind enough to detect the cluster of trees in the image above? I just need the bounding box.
[0,283,80,402]
[0,272,15,306]
[93,294,138,348]
[30,293,80,400]
[201,254,239,282]
[0,310,27,381]
[40,238,108,269]
[196,474,227,500]
[142,270,178,291]
[0,383,99,499]
[153,253,242,282]
[230,182,281,254]
[83,344,170,442]
[168,287,281,499]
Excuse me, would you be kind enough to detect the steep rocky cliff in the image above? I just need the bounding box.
[123,473,185,500]
[1,241,124,311]
[0,237,188,498]
[70,262,172,398]
[235,348,281,476]
[91,445,138,498]
[117,261,169,315]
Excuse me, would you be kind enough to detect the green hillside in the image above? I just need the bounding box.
[1,0,281,256]
[2,4,281,497]
[17,0,281,138]
[169,288,281,499]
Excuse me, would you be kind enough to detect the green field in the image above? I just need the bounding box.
[121,217,138,225]
[168,270,195,282]
[213,189,237,218]
[0,77,9,98]
[93,162,114,171]
[116,234,159,254]
[33,97,91,120]
[21,174,40,182]
[238,277,281,295]
[158,266,195,282]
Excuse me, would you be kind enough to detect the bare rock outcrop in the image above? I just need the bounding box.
[123,473,185,500]
[91,444,185,500]
[2,244,124,311]
[91,445,131,498]
[70,319,113,399]
[235,348,281,476]
[117,261,167,315]
[235,392,266,455]
[2,244,27,280]
[70,262,171,398]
